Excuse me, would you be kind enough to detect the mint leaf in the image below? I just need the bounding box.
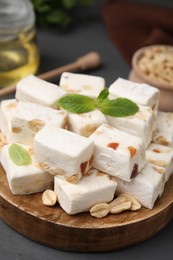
[57,94,96,113]
[57,91,139,117]
[98,98,139,117]
[9,144,32,166]
[97,88,109,102]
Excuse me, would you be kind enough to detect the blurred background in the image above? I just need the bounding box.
[1,0,173,88]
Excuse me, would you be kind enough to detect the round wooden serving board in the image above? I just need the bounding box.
[0,164,173,252]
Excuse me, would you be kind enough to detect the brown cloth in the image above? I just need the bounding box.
[102,0,173,65]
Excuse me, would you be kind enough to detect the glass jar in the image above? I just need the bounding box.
[0,0,40,87]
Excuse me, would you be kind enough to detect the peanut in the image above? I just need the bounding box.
[147,159,167,167]
[90,203,110,218]
[28,119,45,133]
[89,193,142,218]
[65,173,79,184]
[12,127,22,133]
[42,190,57,206]
[119,193,141,211]
[0,132,7,144]
[110,201,132,214]
[138,46,173,85]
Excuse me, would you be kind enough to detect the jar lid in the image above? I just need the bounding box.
[0,0,35,37]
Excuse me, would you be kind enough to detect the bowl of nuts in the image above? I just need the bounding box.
[129,45,173,112]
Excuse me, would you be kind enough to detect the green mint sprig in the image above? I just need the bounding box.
[31,0,93,27]
[9,144,32,166]
[57,88,139,117]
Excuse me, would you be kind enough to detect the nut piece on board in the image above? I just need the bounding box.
[42,189,57,206]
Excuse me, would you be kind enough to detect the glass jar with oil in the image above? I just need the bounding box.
[0,0,40,87]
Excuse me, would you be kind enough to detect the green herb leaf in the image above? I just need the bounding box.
[97,88,109,102]
[57,94,96,113]
[31,0,94,27]
[62,0,78,9]
[98,98,139,117]
[46,9,72,26]
[9,144,32,166]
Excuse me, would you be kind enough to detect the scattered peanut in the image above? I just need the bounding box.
[90,203,110,218]
[90,193,141,218]
[109,196,128,207]
[119,193,141,211]
[42,190,57,206]
[110,201,132,214]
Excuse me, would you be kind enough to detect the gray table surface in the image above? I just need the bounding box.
[0,0,173,259]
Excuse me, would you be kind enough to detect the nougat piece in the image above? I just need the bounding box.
[10,101,67,145]
[54,168,117,215]
[153,111,173,147]
[34,126,94,183]
[109,77,160,111]
[89,124,146,182]
[115,163,166,209]
[68,109,107,137]
[106,105,155,148]
[0,143,53,195]
[146,143,173,182]
[59,72,105,99]
[0,99,17,143]
[15,74,66,108]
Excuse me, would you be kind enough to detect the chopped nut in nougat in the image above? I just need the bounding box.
[10,101,67,145]
[115,163,165,209]
[59,72,105,99]
[68,109,107,137]
[109,77,160,111]
[54,168,117,215]
[0,99,18,143]
[152,111,173,147]
[34,126,94,182]
[146,143,173,182]
[16,74,66,108]
[0,143,53,195]
[89,124,146,182]
[106,105,155,148]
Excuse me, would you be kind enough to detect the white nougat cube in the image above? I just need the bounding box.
[0,99,17,143]
[152,111,173,147]
[0,143,53,195]
[68,109,107,137]
[10,101,67,145]
[106,105,155,148]
[115,163,165,209]
[34,126,94,182]
[146,143,173,182]
[89,124,146,182]
[109,77,160,110]
[16,74,66,108]
[54,169,117,215]
[59,72,105,99]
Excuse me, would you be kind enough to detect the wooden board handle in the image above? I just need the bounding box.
[0,52,102,98]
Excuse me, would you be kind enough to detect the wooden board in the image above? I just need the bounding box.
[0,164,173,252]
